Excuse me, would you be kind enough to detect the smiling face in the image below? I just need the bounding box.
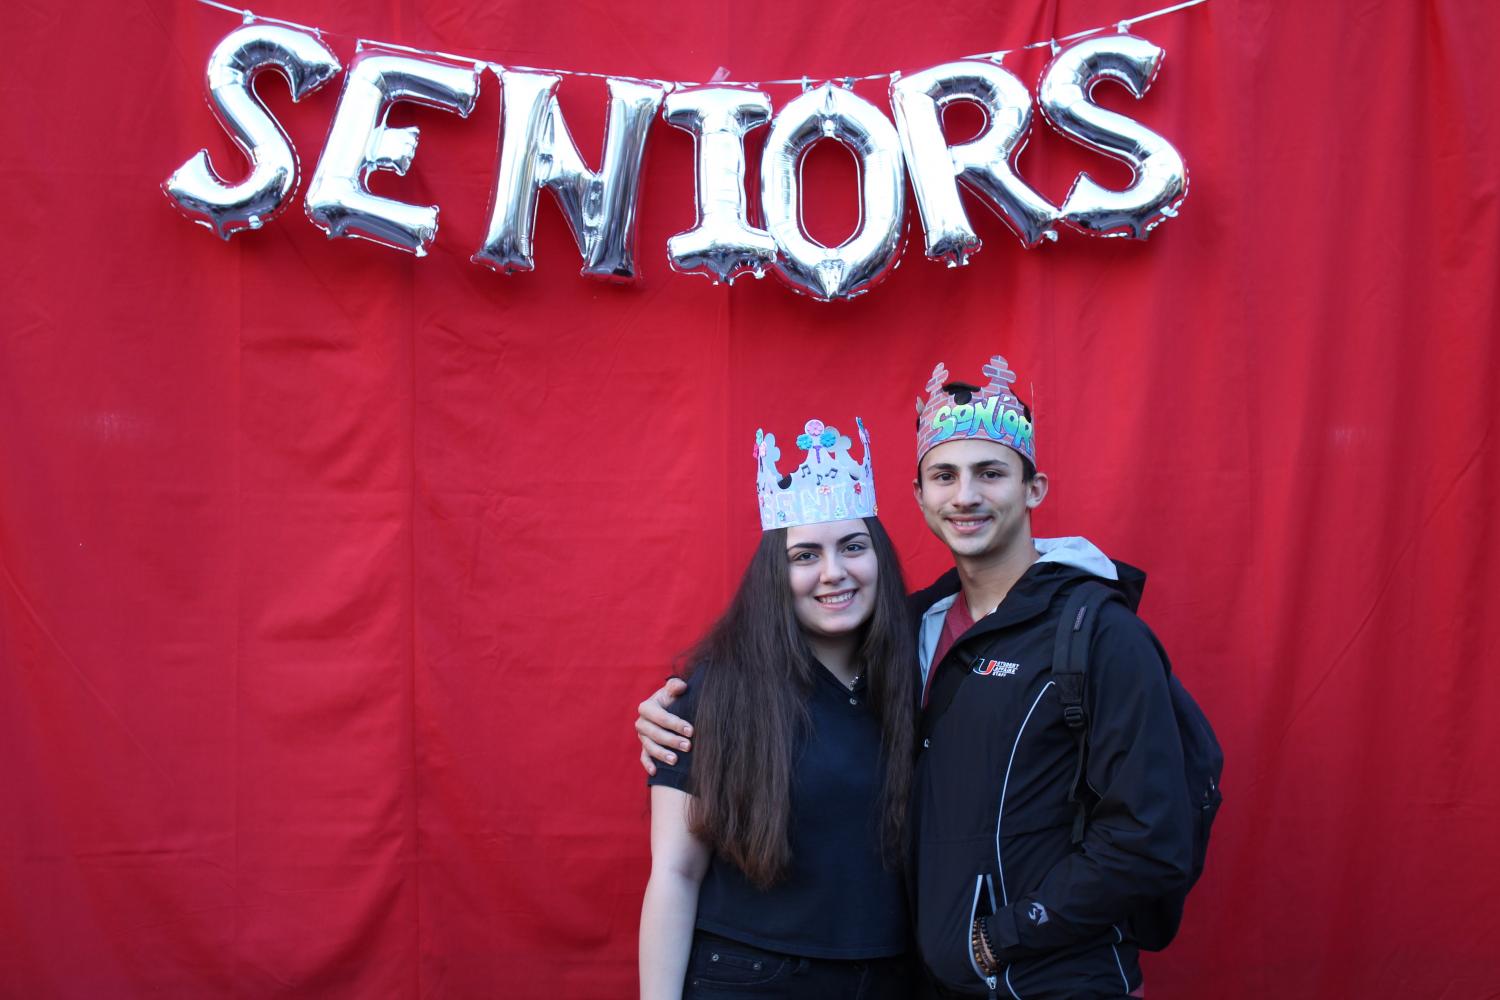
[913,438,1048,567]
[784,518,878,642]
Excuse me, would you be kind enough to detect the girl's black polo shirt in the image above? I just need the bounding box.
[646,662,909,959]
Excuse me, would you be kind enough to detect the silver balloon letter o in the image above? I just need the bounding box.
[760,85,906,301]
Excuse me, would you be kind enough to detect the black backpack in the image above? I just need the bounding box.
[1051,581,1223,951]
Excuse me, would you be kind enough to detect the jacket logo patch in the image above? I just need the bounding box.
[1028,902,1049,925]
[971,657,1020,677]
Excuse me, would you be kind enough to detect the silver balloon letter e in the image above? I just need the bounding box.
[304,51,481,256]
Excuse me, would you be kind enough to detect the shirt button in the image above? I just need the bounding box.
[849,697,858,706]
[922,738,931,749]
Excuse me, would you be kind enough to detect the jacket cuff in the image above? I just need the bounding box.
[982,907,1023,961]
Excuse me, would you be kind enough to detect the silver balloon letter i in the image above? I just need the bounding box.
[662,87,778,284]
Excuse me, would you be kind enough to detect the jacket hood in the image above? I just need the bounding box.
[1034,535,1148,610]
[1034,536,1117,579]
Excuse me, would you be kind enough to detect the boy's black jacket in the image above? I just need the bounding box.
[906,559,1192,999]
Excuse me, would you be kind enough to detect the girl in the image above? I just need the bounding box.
[639,417,915,999]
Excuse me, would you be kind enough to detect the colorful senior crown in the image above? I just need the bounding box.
[915,354,1037,466]
[755,417,877,531]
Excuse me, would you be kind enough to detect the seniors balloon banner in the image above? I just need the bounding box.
[164,17,1189,299]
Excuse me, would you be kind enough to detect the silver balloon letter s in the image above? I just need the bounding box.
[663,87,777,284]
[304,52,480,256]
[890,61,1059,263]
[1038,35,1187,239]
[475,72,666,282]
[761,84,906,301]
[163,25,342,239]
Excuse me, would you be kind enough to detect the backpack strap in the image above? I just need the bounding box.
[1052,581,1121,844]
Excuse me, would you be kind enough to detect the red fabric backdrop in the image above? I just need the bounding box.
[3,0,1498,996]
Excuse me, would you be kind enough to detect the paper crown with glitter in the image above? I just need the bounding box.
[755,417,878,531]
[915,354,1036,467]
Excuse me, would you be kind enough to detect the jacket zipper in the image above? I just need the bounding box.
[990,684,1052,1000]
[966,875,999,999]
[994,682,1055,903]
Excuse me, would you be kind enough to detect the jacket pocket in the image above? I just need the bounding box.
[965,873,1001,997]
[916,833,1006,992]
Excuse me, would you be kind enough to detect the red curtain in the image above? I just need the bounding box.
[3,0,1497,996]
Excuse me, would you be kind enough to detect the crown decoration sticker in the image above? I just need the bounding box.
[755,418,877,531]
[915,354,1036,465]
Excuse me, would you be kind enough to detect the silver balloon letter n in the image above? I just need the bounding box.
[474,71,666,282]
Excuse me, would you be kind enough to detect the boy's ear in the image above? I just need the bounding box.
[1026,471,1049,509]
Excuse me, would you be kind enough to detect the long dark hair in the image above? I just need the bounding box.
[684,517,914,889]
